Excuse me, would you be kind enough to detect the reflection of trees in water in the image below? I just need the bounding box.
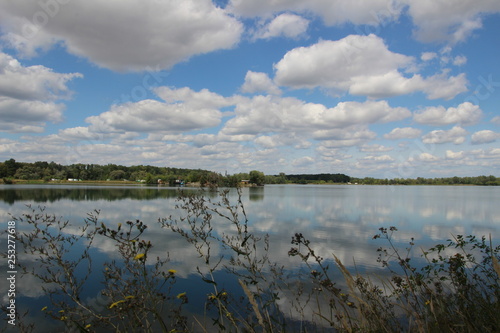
[249,186,264,201]
[0,186,186,204]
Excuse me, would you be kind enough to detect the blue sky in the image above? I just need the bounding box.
[0,0,499,178]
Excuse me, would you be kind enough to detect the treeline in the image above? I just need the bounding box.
[352,175,499,186]
[1,159,497,186]
[284,173,351,184]
[0,159,216,185]
[0,159,269,186]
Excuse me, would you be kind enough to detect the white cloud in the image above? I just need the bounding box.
[453,55,467,66]
[471,130,499,144]
[420,72,468,100]
[229,0,500,46]
[491,116,500,125]
[445,150,465,160]
[292,156,315,167]
[414,102,481,126]
[362,154,394,162]
[319,100,411,125]
[154,86,233,109]
[360,144,393,152]
[254,134,310,149]
[0,52,82,101]
[241,71,281,95]
[253,13,309,40]
[421,52,437,61]
[228,0,402,26]
[384,127,422,140]
[422,126,468,145]
[0,98,65,133]
[0,52,81,133]
[254,135,280,148]
[407,152,439,165]
[470,147,500,159]
[314,126,377,147]
[274,35,410,90]
[87,87,228,133]
[0,0,242,72]
[274,35,467,99]
[94,98,217,132]
[406,0,500,44]
[417,152,439,162]
[222,96,410,138]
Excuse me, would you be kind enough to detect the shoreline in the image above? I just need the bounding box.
[0,179,490,186]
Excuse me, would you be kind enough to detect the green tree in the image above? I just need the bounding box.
[109,170,126,180]
[249,170,265,186]
[4,158,19,177]
[14,165,41,180]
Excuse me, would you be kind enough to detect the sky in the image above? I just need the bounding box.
[0,0,499,178]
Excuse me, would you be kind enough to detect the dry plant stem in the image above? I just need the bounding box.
[14,207,110,325]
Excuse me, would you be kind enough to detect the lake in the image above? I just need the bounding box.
[1,184,499,331]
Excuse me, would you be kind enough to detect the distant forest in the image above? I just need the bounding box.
[0,159,498,186]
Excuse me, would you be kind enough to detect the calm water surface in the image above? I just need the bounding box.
[1,184,498,330]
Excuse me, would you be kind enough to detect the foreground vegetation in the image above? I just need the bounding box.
[2,188,499,332]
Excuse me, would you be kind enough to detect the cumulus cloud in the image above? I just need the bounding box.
[384,127,422,140]
[453,55,467,66]
[417,152,439,162]
[0,52,81,133]
[274,35,410,90]
[360,144,393,152]
[446,150,465,160]
[241,71,281,95]
[291,156,315,167]
[414,102,481,126]
[0,98,65,133]
[0,0,242,72]
[86,87,228,133]
[471,130,499,144]
[318,100,411,126]
[229,0,500,45]
[421,52,437,61]
[154,86,233,110]
[314,126,377,147]
[406,0,500,44]
[470,147,500,160]
[362,154,394,162]
[420,72,468,100]
[0,52,82,101]
[56,126,113,142]
[422,126,468,145]
[254,134,310,149]
[253,13,309,40]
[254,135,280,149]
[273,35,467,99]
[228,0,402,26]
[222,96,410,137]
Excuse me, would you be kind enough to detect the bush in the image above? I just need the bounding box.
[2,178,13,184]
